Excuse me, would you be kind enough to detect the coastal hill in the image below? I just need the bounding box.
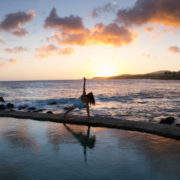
[94,70,180,80]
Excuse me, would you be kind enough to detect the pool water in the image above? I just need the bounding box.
[0,117,180,180]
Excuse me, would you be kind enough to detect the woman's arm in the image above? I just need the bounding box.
[83,77,86,96]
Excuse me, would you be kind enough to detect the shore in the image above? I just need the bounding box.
[0,111,180,140]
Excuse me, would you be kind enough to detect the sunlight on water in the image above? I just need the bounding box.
[0,118,180,179]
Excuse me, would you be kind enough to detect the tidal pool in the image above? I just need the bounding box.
[0,117,180,180]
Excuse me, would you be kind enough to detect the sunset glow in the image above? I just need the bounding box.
[94,62,118,77]
[0,0,180,80]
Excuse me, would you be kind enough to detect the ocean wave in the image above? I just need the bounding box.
[12,98,76,109]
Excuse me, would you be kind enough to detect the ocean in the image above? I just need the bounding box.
[0,79,180,122]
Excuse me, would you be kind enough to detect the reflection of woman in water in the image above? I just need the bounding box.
[64,77,95,117]
[64,124,96,161]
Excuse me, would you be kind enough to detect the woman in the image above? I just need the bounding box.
[64,77,95,117]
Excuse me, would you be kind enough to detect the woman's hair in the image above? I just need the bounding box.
[86,92,95,105]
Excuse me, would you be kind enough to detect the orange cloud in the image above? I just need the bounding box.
[35,44,74,58]
[0,58,18,67]
[9,58,18,64]
[0,62,6,67]
[60,47,74,55]
[5,46,28,53]
[89,23,137,46]
[45,8,137,47]
[144,27,153,32]
[0,10,35,37]
[116,0,180,27]
[168,46,180,53]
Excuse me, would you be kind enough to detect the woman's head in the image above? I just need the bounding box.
[86,92,95,105]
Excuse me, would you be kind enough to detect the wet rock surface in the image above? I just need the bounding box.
[0,104,6,110]
[0,97,5,102]
[0,111,180,140]
[47,111,53,114]
[6,103,14,109]
[160,117,175,125]
[28,107,36,111]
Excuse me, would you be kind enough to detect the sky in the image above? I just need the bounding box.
[0,0,180,80]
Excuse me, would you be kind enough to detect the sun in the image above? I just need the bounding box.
[94,62,118,77]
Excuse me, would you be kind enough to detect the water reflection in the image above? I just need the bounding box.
[0,118,180,179]
[116,130,180,177]
[64,124,96,162]
[2,121,39,151]
[47,123,66,152]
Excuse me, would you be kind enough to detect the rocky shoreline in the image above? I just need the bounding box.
[1,96,180,140]
[0,110,180,140]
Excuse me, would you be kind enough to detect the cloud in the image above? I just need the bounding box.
[90,1,118,18]
[61,23,136,46]
[60,47,74,55]
[0,10,35,37]
[5,46,28,53]
[144,27,153,32]
[116,0,180,27]
[9,58,18,64]
[44,8,84,32]
[35,44,74,58]
[89,23,136,46]
[45,8,137,47]
[0,62,6,67]
[0,58,18,67]
[168,46,180,53]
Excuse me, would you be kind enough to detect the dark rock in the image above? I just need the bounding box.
[160,117,175,125]
[64,106,71,110]
[46,111,53,114]
[33,109,44,113]
[0,97,5,102]
[28,107,36,111]
[0,104,6,110]
[6,103,14,109]
[18,105,27,110]
[48,101,57,105]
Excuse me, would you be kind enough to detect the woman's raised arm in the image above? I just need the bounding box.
[83,77,86,95]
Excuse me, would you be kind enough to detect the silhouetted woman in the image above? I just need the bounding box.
[64,77,95,117]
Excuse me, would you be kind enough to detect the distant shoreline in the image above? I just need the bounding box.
[93,70,180,80]
[0,111,180,140]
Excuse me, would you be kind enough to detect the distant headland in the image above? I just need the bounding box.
[93,70,180,80]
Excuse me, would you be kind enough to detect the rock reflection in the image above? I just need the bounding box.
[2,121,39,151]
[64,124,96,162]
